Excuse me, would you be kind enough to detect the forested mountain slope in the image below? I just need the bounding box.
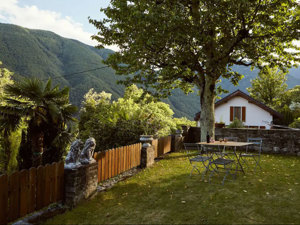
[0,23,299,119]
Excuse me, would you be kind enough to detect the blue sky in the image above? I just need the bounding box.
[0,0,113,48]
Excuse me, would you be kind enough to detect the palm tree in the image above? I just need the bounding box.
[0,78,77,169]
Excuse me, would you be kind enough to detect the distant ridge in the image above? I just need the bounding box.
[0,23,299,119]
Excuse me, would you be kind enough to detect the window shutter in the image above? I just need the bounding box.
[242,106,246,122]
[230,106,233,121]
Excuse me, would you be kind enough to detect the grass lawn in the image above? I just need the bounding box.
[44,152,300,224]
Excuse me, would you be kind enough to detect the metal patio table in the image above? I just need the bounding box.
[197,141,254,174]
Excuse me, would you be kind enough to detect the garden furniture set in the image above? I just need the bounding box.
[184,137,263,185]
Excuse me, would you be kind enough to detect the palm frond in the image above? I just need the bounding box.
[44,79,52,93]
[2,96,32,107]
[0,105,31,118]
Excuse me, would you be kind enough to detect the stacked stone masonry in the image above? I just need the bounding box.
[141,144,155,168]
[185,127,300,155]
[64,162,98,208]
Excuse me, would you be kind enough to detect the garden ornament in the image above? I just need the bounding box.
[65,139,83,169]
[79,137,96,164]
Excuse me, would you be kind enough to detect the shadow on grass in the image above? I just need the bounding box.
[44,153,300,225]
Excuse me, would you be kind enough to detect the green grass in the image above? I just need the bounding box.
[44,152,300,224]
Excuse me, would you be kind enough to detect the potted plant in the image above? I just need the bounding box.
[215,116,225,128]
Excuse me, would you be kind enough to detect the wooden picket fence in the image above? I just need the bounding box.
[93,143,142,182]
[0,135,172,224]
[0,161,64,224]
[152,135,172,158]
[93,136,172,183]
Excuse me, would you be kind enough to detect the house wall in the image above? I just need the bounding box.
[214,96,273,129]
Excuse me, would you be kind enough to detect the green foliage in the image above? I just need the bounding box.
[79,85,194,151]
[0,61,13,100]
[289,117,300,129]
[90,0,299,140]
[0,77,77,169]
[247,66,288,110]
[0,62,18,174]
[285,85,300,119]
[1,23,300,121]
[227,118,244,128]
[7,129,22,172]
[0,23,203,120]
[278,105,295,126]
[173,117,196,131]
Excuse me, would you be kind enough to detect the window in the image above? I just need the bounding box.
[233,107,241,120]
[230,106,246,122]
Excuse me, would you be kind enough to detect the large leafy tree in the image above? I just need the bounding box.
[0,78,77,169]
[90,0,300,140]
[247,66,288,109]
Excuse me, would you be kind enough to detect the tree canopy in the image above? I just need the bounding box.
[247,66,288,109]
[90,0,300,140]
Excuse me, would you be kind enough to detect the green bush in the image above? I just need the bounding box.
[173,117,196,131]
[79,85,177,151]
[227,117,244,128]
[289,117,300,129]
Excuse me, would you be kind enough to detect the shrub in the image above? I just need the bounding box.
[289,117,300,129]
[227,117,244,128]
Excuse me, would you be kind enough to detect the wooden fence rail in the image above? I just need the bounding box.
[0,161,64,224]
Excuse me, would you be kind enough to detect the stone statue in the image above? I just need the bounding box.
[65,139,83,169]
[79,137,96,164]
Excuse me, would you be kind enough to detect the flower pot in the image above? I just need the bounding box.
[140,135,154,143]
[215,123,225,128]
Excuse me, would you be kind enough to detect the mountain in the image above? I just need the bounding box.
[0,23,299,119]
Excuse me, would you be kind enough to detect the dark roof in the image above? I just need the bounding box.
[194,89,282,121]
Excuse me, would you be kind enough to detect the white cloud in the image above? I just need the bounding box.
[0,0,119,51]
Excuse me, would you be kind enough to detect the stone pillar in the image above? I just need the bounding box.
[174,130,184,152]
[140,135,155,168]
[64,162,98,208]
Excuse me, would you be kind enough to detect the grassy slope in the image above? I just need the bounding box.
[44,152,300,224]
[0,23,299,119]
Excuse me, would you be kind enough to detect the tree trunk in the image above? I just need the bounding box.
[199,76,216,142]
[32,131,44,167]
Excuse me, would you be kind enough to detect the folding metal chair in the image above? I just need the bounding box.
[184,143,212,180]
[200,144,237,185]
[208,153,237,185]
[239,138,263,172]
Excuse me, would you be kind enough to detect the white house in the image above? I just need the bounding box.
[194,90,282,129]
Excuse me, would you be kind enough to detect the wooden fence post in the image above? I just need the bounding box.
[0,174,8,224]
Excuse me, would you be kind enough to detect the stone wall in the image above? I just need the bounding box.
[185,127,300,155]
[64,162,98,208]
